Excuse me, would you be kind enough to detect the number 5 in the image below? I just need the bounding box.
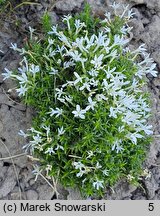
[148,203,154,211]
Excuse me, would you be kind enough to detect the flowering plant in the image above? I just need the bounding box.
[3,4,157,197]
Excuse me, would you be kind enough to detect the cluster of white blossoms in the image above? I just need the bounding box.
[2,2,158,193]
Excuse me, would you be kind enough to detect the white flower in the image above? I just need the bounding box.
[18,65,27,74]
[106,48,117,58]
[93,180,104,190]
[16,85,28,96]
[73,37,88,53]
[28,127,42,134]
[103,169,109,176]
[119,95,137,110]
[89,78,98,87]
[2,68,13,80]
[103,12,111,24]
[110,2,120,10]
[58,126,65,136]
[79,81,91,91]
[63,61,75,69]
[96,162,102,169]
[10,43,18,51]
[147,63,158,77]
[127,174,135,181]
[132,44,147,55]
[126,132,143,144]
[112,139,124,153]
[140,124,153,135]
[109,107,118,118]
[18,130,28,138]
[80,58,87,70]
[72,105,86,119]
[29,26,35,34]
[127,9,136,19]
[85,35,95,49]
[29,64,40,74]
[74,19,86,34]
[73,161,85,170]
[30,134,42,145]
[65,95,73,104]
[91,54,104,68]
[138,97,151,113]
[62,81,74,88]
[62,14,72,31]
[41,125,50,137]
[15,73,28,84]
[120,4,129,18]
[49,67,58,75]
[45,147,55,155]
[33,134,42,143]
[142,168,152,179]
[118,126,125,133]
[57,45,65,54]
[58,32,72,48]
[88,69,98,77]
[10,43,25,54]
[29,26,35,40]
[55,145,64,151]
[55,87,64,98]
[104,66,116,79]
[96,94,107,101]
[122,111,141,125]
[48,38,54,45]
[139,53,154,65]
[135,68,145,79]
[76,169,85,177]
[86,150,94,159]
[104,26,111,33]
[48,25,58,35]
[57,97,66,104]
[73,72,83,85]
[114,35,129,46]
[95,32,106,47]
[48,107,63,117]
[67,50,82,62]
[127,78,140,92]
[49,48,56,57]
[74,19,81,29]
[120,25,133,35]
[86,97,96,111]
[32,165,43,181]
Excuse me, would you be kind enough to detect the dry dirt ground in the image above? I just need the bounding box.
[0,0,160,200]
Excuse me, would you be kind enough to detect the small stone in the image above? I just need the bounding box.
[67,187,83,200]
[132,0,144,3]
[0,166,20,199]
[26,190,39,200]
[10,192,26,200]
[0,121,3,132]
[36,184,54,200]
[29,178,36,186]
[55,0,83,12]
[48,11,58,25]
[104,180,137,200]
[152,50,160,67]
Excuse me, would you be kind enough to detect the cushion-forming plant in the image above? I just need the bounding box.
[3,3,157,197]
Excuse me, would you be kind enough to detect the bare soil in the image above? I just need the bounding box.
[0,0,159,200]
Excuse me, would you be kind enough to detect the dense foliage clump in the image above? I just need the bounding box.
[3,4,157,197]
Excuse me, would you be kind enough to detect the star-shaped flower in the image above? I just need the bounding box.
[72,105,86,119]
